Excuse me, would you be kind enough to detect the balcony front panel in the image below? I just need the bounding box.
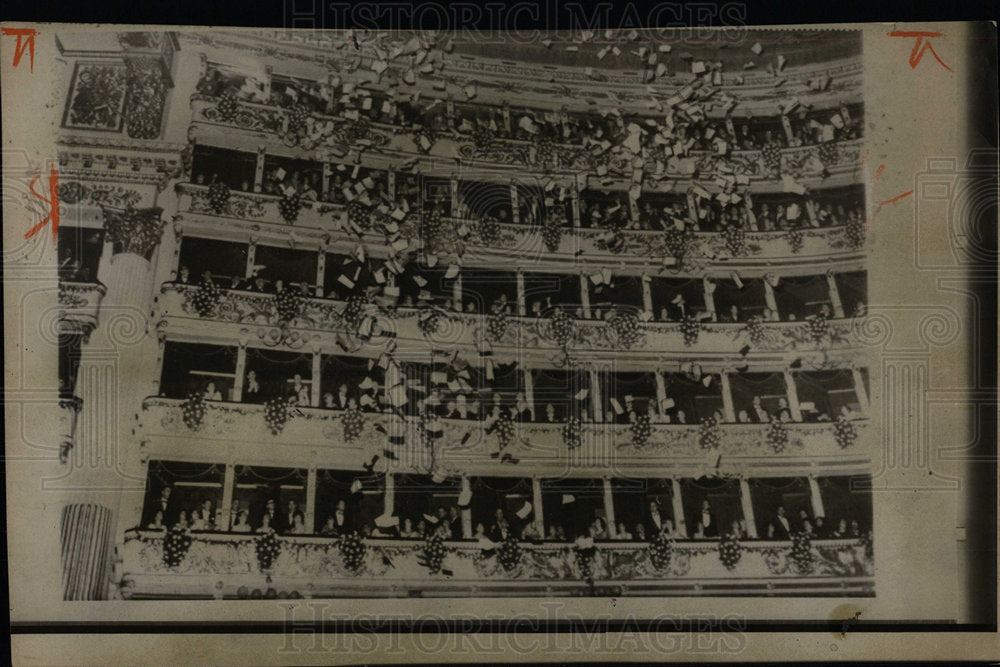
[176,184,865,270]
[139,397,870,476]
[157,284,863,363]
[120,530,874,598]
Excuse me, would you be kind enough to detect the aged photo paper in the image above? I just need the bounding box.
[3,18,997,664]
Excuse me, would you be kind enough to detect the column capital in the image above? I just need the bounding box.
[102,206,165,258]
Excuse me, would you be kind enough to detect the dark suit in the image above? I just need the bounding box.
[330,510,352,536]
[449,517,463,540]
[644,510,668,539]
[143,492,176,528]
[750,407,770,423]
[770,515,792,540]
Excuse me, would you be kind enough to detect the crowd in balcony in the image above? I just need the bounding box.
[195,61,863,156]
[140,462,873,548]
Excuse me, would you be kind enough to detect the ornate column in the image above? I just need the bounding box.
[780,114,794,144]
[221,463,236,531]
[852,367,871,414]
[510,183,520,224]
[523,369,535,422]
[316,252,326,298]
[703,277,716,321]
[807,474,825,520]
[826,272,846,318]
[641,274,653,317]
[783,370,803,422]
[670,478,688,538]
[460,477,473,539]
[384,473,395,518]
[763,277,780,320]
[720,371,737,423]
[580,274,592,319]
[589,369,603,423]
[305,468,318,533]
[738,478,758,538]
[602,477,617,538]
[453,274,463,311]
[245,241,257,279]
[532,477,545,537]
[232,344,247,403]
[254,146,266,192]
[516,270,526,317]
[310,348,322,408]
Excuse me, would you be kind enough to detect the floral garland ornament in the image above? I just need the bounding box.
[833,414,858,449]
[762,140,783,172]
[485,309,508,342]
[817,141,840,168]
[549,308,576,350]
[264,397,291,435]
[417,309,444,337]
[255,529,282,571]
[215,91,240,122]
[207,180,231,215]
[718,534,743,571]
[420,534,447,574]
[766,417,789,454]
[181,391,207,431]
[743,316,766,346]
[497,534,523,572]
[342,294,369,330]
[476,215,502,247]
[785,224,805,254]
[648,530,673,571]
[789,531,814,574]
[161,526,193,567]
[338,531,367,573]
[845,216,866,249]
[190,277,222,317]
[860,530,874,561]
[562,416,583,449]
[541,212,564,252]
[492,411,516,450]
[630,411,652,448]
[663,225,691,266]
[278,191,303,223]
[699,416,721,450]
[680,315,702,347]
[805,311,830,344]
[722,224,747,256]
[342,407,365,442]
[574,537,597,583]
[347,200,373,232]
[608,310,642,350]
[274,287,303,325]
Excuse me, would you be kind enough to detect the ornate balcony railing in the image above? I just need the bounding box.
[189,97,863,179]
[58,281,107,337]
[119,529,874,598]
[158,283,862,358]
[175,184,865,267]
[139,396,869,473]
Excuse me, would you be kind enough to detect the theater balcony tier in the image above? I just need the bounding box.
[138,397,870,477]
[188,98,863,180]
[156,284,863,362]
[119,530,874,599]
[58,281,107,337]
[185,35,862,121]
[174,185,865,271]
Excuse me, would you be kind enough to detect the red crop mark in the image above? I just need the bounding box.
[24,167,59,241]
[877,190,914,207]
[888,31,952,72]
[2,27,38,72]
[874,164,885,182]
